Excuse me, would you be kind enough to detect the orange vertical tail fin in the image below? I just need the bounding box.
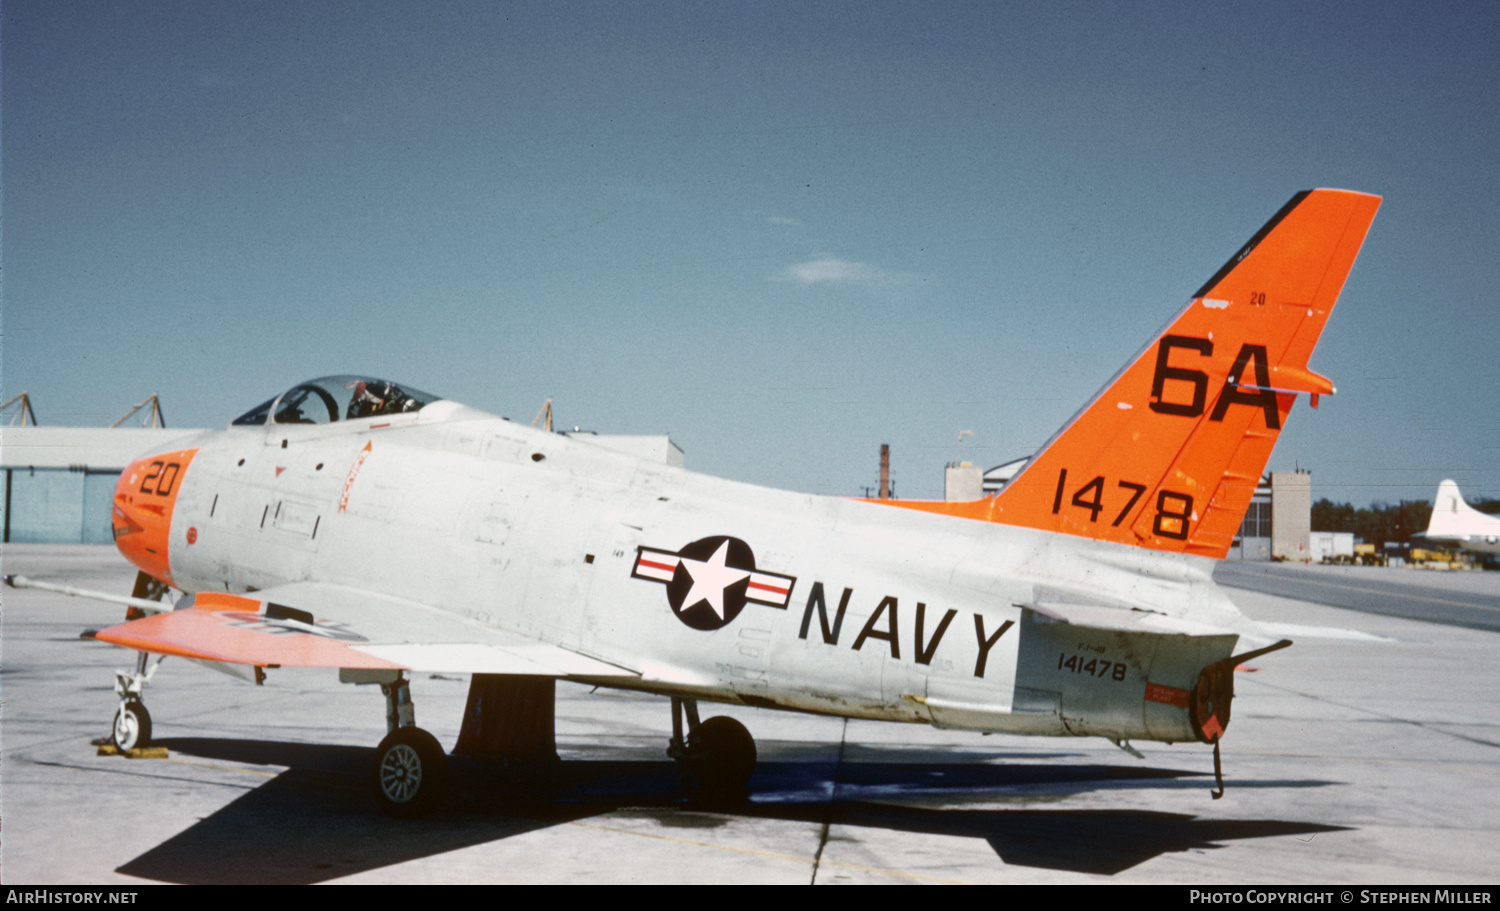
[881,189,1380,559]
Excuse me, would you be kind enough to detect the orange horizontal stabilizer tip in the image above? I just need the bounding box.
[878,189,1380,559]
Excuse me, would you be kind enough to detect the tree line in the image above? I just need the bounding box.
[1311,496,1500,547]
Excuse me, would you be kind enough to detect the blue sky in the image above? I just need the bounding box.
[4,1,1497,505]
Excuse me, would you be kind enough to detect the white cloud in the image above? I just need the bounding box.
[778,258,895,286]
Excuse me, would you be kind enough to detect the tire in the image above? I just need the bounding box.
[112,700,151,751]
[687,715,756,795]
[371,726,449,818]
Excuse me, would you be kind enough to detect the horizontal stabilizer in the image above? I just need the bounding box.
[1019,600,1239,638]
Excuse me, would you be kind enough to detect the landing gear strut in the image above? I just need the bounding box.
[99,572,170,751]
[105,651,161,750]
[370,673,449,817]
[667,697,757,799]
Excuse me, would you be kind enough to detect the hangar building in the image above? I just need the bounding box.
[1,427,202,544]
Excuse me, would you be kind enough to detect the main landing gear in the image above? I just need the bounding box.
[667,697,757,800]
[370,673,449,818]
[99,652,755,816]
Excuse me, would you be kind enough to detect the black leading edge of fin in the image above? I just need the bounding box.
[1191,190,1312,299]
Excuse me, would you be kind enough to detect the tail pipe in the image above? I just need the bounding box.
[1189,638,1293,798]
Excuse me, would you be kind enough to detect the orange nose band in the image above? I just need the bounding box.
[113,448,198,587]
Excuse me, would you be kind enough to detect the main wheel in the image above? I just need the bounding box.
[372,726,449,818]
[687,715,756,795]
[112,700,151,751]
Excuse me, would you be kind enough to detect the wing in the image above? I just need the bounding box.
[89,582,639,679]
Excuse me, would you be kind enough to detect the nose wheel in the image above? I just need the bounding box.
[112,700,152,751]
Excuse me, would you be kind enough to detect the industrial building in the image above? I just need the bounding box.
[1226,470,1313,561]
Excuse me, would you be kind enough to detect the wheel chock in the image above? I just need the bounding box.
[95,743,169,759]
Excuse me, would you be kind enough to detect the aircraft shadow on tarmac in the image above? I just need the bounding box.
[117,738,1346,883]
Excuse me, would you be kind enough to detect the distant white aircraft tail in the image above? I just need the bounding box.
[1426,480,1499,537]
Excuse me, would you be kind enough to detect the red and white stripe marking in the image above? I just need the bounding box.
[632,546,796,608]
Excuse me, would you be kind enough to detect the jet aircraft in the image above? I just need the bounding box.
[1422,480,1500,555]
[8,189,1381,816]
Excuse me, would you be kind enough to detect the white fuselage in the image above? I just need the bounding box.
[161,400,1243,744]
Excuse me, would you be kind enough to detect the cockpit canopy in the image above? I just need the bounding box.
[232,376,441,426]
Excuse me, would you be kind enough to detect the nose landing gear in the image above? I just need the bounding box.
[93,572,171,753]
[100,652,162,752]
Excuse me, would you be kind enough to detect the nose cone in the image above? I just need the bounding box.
[113,448,198,586]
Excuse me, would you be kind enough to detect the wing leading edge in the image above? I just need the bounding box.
[90,584,639,678]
